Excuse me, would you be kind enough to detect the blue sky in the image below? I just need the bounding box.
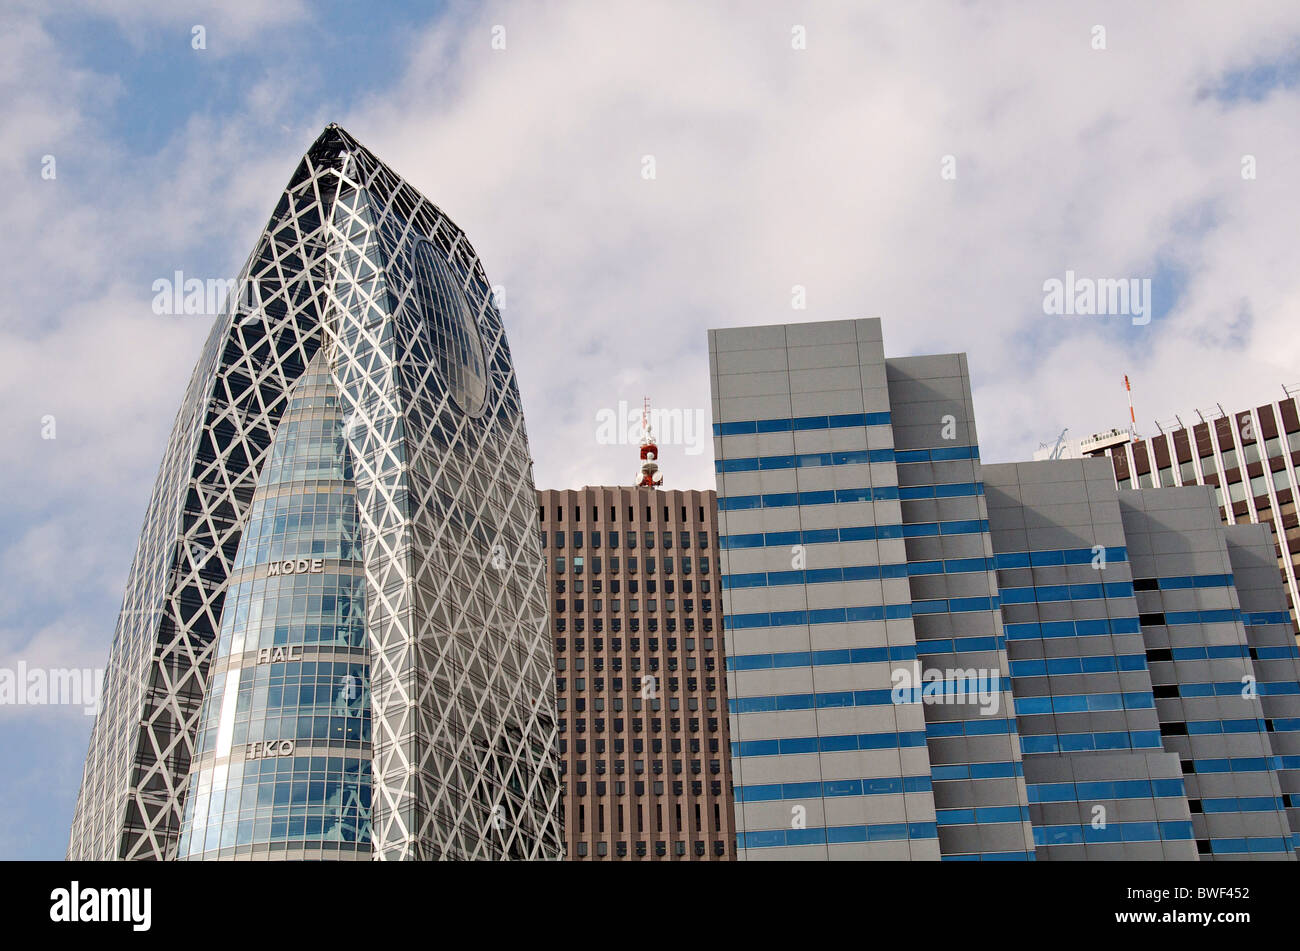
[2,0,1299,859]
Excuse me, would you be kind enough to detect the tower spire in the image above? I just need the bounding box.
[637,396,663,487]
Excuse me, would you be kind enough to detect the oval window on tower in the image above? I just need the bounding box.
[409,237,490,416]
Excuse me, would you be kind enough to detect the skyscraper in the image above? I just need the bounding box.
[1079,395,1300,637]
[539,485,733,859]
[68,125,562,861]
[710,318,1300,860]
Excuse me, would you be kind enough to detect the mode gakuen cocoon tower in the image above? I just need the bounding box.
[67,125,562,861]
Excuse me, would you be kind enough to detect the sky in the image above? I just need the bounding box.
[1,0,1298,860]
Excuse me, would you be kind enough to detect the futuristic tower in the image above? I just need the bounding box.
[68,125,562,860]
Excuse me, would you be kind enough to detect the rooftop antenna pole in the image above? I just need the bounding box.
[1125,374,1138,440]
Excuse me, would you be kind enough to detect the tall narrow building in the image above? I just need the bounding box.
[68,125,562,861]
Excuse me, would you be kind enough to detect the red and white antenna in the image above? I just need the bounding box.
[1124,374,1138,440]
[637,396,663,487]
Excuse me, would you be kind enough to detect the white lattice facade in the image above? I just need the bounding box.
[68,125,563,861]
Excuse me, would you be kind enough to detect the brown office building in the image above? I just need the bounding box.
[1083,390,1300,636]
[538,485,735,859]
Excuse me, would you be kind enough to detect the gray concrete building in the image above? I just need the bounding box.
[710,317,1300,861]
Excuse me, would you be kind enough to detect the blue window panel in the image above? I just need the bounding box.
[862,732,905,749]
[1004,623,1041,640]
[941,519,985,535]
[826,825,866,844]
[902,522,940,538]
[802,528,840,544]
[1103,582,1135,598]
[1110,617,1142,634]
[799,490,839,506]
[829,413,868,428]
[1045,657,1084,675]
[840,565,878,582]
[783,781,823,799]
[1040,621,1077,639]
[715,420,757,436]
[954,636,998,652]
[823,779,864,797]
[717,458,760,473]
[742,830,786,849]
[817,734,857,752]
[1130,731,1163,748]
[946,556,993,573]
[937,809,975,825]
[846,606,885,622]
[760,531,800,548]
[734,784,780,803]
[1083,823,1124,843]
[1121,822,1160,842]
[867,823,911,842]
[996,552,1032,569]
[862,778,903,795]
[926,722,963,738]
[792,415,830,431]
[911,600,949,615]
[1015,696,1054,715]
[718,495,761,511]
[948,596,994,613]
[1029,550,1066,567]
[1009,660,1047,677]
[787,828,827,846]
[810,649,852,666]
[916,640,954,655]
[773,651,813,668]
[964,719,1012,736]
[1034,825,1084,846]
[907,560,945,576]
[1069,583,1105,600]
[779,737,818,754]
[1035,585,1071,602]
[755,418,791,433]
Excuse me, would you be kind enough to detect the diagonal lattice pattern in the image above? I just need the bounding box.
[68,125,562,861]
